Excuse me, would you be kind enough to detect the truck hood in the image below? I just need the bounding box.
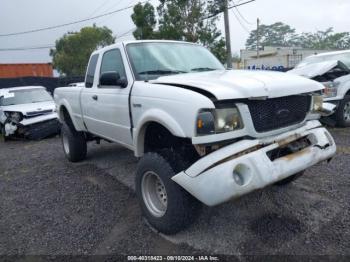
[153,70,323,100]
[1,100,56,116]
[288,60,340,79]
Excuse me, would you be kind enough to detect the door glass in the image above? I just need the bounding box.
[85,54,99,88]
[100,49,127,82]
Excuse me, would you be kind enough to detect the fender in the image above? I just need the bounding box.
[133,108,187,157]
[58,98,86,132]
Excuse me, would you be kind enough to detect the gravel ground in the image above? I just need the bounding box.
[0,128,349,258]
[0,137,198,256]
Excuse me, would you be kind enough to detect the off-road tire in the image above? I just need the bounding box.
[135,150,201,234]
[274,171,304,186]
[335,95,350,127]
[61,123,87,162]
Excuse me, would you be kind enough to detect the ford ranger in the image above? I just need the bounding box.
[54,40,336,234]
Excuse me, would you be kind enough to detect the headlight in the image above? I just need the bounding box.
[196,107,243,136]
[311,95,324,112]
[4,111,23,123]
[322,81,339,98]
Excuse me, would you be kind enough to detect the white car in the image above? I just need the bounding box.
[54,40,336,234]
[289,50,350,126]
[0,86,60,141]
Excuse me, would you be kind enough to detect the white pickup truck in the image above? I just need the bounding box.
[54,40,336,234]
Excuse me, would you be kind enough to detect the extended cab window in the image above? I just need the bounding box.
[85,54,99,88]
[99,49,126,86]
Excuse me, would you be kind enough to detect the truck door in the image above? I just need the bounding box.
[81,48,133,147]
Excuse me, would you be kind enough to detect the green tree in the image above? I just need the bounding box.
[50,25,115,76]
[246,22,297,50]
[131,3,157,40]
[296,28,350,50]
[246,22,350,50]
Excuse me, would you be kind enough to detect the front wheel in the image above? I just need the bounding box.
[61,123,87,162]
[335,95,350,127]
[274,171,304,186]
[135,151,201,234]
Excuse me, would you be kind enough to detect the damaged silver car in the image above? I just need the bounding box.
[289,50,350,127]
[0,86,60,141]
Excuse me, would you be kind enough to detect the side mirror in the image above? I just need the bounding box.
[99,71,128,88]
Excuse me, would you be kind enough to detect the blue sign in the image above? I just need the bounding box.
[247,65,285,71]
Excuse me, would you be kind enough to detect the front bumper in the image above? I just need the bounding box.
[4,113,60,140]
[172,121,336,206]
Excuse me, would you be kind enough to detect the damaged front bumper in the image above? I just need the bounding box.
[4,113,60,140]
[172,120,336,206]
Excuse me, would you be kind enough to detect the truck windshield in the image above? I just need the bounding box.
[126,42,224,80]
[296,52,350,68]
[0,89,52,106]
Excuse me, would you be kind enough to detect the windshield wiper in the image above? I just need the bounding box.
[138,69,187,75]
[190,67,218,72]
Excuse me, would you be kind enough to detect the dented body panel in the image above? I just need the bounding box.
[172,121,336,206]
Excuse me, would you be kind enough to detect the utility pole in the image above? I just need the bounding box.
[223,0,233,69]
[256,18,260,59]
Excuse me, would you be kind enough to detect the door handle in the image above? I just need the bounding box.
[92,95,98,101]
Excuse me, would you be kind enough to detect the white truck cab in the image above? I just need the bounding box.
[54,40,336,234]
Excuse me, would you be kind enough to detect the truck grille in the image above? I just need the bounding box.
[246,95,311,133]
[26,110,53,118]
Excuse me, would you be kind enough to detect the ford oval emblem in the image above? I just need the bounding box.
[276,109,290,119]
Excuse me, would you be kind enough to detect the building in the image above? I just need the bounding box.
[0,63,53,78]
[240,46,335,71]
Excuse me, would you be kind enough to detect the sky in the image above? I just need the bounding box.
[0,0,349,63]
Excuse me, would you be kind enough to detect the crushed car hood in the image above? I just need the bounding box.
[288,60,341,79]
[153,70,323,100]
[1,101,56,116]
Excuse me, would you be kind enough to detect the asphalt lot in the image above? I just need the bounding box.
[0,128,349,258]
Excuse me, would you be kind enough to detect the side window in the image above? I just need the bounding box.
[85,54,99,88]
[100,49,127,86]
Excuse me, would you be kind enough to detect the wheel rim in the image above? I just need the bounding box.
[343,102,350,122]
[141,171,167,218]
[62,131,70,155]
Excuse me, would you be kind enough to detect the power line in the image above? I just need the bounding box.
[0,45,55,51]
[0,27,136,51]
[87,0,114,18]
[205,0,256,20]
[230,7,251,33]
[231,0,254,25]
[0,1,148,37]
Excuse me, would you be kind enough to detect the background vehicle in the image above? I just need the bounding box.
[289,50,350,127]
[54,40,336,234]
[0,86,59,141]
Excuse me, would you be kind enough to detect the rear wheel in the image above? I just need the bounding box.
[335,95,350,127]
[61,123,87,162]
[274,171,304,186]
[136,150,201,234]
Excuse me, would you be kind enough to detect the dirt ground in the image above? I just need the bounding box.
[0,128,349,260]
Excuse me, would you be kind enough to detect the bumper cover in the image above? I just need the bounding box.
[19,119,61,140]
[172,121,336,206]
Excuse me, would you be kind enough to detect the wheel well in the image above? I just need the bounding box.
[60,106,75,130]
[345,90,350,96]
[143,122,199,162]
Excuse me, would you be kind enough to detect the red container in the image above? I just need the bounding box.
[0,63,54,78]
